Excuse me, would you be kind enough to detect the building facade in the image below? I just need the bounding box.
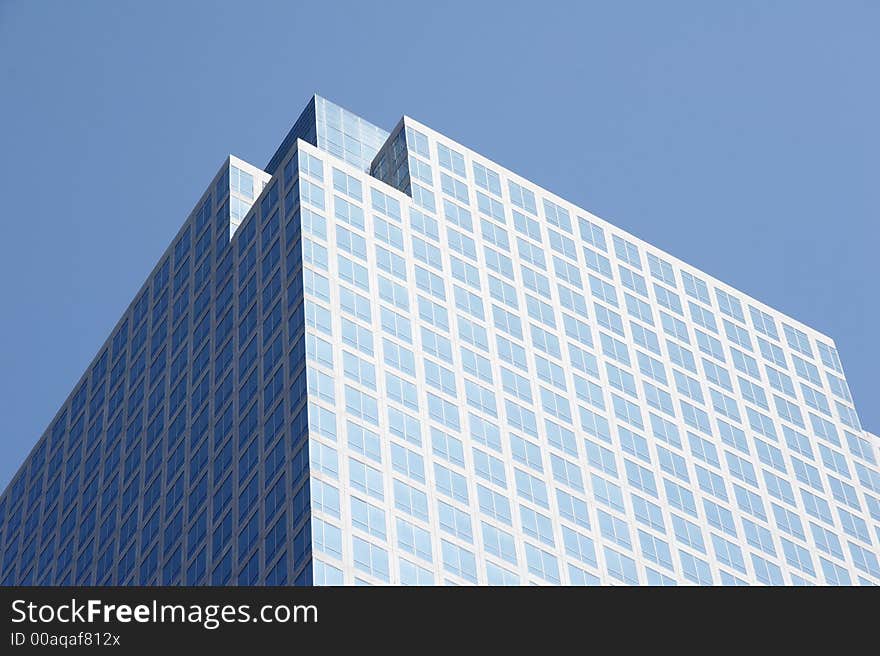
[1,96,878,586]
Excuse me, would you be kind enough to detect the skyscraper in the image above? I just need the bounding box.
[1,95,877,586]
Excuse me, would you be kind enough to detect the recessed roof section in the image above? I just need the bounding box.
[264,95,389,175]
[369,116,438,198]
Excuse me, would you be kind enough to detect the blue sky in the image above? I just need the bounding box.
[0,0,876,488]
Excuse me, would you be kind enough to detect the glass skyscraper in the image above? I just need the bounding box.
[1,95,878,586]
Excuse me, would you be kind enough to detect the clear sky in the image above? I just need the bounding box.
[0,0,876,488]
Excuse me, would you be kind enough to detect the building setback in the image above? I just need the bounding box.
[1,95,878,586]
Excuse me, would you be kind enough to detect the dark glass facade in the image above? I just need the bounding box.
[1,151,314,587]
